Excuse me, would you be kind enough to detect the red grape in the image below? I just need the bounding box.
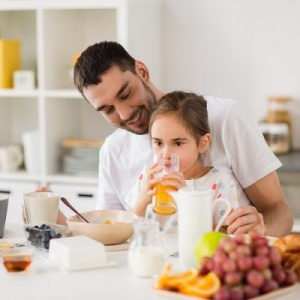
[272,268,286,284]
[234,233,246,245]
[224,271,243,286]
[253,236,268,247]
[246,270,265,288]
[243,284,260,299]
[220,237,237,253]
[213,287,230,300]
[255,245,269,256]
[236,244,252,257]
[229,287,244,300]
[269,246,282,265]
[213,249,228,265]
[237,256,253,271]
[253,255,270,271]
[283,269,297,286]
[262,279,279,294]
[222,258,237,273]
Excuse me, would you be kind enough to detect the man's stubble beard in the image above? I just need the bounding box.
[120,81,157,135]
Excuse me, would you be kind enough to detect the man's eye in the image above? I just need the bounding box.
[103,107,114,115]
[120,91,130,100]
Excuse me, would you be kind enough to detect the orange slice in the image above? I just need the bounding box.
[165,268,199,288]
[180,272,221,298]
[153,264,198,290]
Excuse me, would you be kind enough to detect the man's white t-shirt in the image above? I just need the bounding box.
[97,96,282,210]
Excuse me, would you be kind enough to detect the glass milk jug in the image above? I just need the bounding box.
[128,218,167,277]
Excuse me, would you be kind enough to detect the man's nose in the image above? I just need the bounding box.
[116,103,134,121]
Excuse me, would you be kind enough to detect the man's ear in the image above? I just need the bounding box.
[198,133,211,153]
[135,60,150,82]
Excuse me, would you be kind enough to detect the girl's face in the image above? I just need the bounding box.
[151,114,209,178]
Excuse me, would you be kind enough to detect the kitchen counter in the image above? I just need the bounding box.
[277,149,300,172]
[1,223,300,300]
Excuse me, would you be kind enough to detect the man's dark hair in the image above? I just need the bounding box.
[74,41,136,98]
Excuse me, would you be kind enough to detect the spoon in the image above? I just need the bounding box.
[60,197,90,223]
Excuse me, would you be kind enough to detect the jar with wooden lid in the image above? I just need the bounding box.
[267,96,291,124]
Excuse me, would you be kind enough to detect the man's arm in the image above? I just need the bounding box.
[245,171,293,236]
[226,171,293,237]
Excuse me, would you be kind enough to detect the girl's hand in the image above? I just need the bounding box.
[225,206,265,235]
[133,162,162,216]
[161,171,187,190]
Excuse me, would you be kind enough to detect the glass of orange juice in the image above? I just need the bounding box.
[152,153,179,216]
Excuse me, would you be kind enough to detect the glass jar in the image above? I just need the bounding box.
[128,218,167,277]
[267,96,291,124]
[269,123,290,154]
[267,96,292,149]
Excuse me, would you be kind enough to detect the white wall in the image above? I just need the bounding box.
[161,0,300,148]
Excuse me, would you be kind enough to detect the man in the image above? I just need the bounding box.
[73,41,293,237]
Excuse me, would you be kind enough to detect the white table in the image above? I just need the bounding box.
[1,224,299,300]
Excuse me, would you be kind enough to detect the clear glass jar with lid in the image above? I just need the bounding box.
[269,123,290,154]
[267,96,292,149]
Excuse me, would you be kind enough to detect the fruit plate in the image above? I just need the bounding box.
[155,283,296,300]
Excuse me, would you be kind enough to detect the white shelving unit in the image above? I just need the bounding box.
[0,0,162,223]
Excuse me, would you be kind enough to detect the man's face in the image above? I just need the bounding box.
[83,65,157,135]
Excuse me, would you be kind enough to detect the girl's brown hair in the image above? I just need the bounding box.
[149,91,210,144]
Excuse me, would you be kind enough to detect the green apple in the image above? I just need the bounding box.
[195,231,226,266]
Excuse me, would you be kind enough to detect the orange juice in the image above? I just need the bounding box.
[153,183,177,216]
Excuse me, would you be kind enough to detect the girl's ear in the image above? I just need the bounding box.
[198,133,211,153]
[135,60,150,82]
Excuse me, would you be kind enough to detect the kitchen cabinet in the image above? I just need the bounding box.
[0,0,162,221]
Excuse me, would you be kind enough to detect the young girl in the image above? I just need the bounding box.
[131,91,239,233]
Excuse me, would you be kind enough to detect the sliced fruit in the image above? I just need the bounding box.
[153,263,198,290]
[180,272,221,298]
[153,263,172,289]
[165,268,199,287]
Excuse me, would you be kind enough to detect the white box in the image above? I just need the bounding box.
[49,236,107,271]
[13,70,35,90]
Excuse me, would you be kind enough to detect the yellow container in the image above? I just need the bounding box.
[0,39,21,88]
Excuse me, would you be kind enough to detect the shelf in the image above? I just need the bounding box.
[0,0,161,219]
[0,89,39,98]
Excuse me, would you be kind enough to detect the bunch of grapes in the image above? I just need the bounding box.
[198,232,297,300]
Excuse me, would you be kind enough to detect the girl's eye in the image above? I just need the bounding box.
[153,141,162,147]
[174,141,183,147]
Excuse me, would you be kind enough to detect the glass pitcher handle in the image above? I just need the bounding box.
[212,198,232,232]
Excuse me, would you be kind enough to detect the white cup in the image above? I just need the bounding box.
[0,144,23,172]
[170,187,232,269]
[22,130,40,174]
[23,192,60,226]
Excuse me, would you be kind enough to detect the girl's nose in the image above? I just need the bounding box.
[161,151,172,159]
